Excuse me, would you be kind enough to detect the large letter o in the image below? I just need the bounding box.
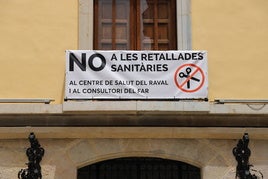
[88,54,106,71]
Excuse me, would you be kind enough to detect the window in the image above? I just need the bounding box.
[94,0,177,50]
[79,0,191,50]
[78,157,201,179]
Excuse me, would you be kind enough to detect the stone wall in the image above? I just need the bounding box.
[0,138,267,179]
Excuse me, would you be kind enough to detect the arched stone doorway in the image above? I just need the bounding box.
[77,157,201,179]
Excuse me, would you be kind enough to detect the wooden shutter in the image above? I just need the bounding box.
[94,0,177,50]
[140,0,177,50]
[95,0,130,50]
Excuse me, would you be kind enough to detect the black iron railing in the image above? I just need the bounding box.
[233,133,263,179]
[18,132,45,179]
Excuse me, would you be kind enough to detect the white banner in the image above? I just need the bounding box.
[65,50,208,99]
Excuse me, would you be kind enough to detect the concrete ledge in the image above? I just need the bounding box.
[0,104,62,114]
[0,127,267,139]
[0,102,268,127]
[210,103,268,114]
[0,113,267,127]
[62,101,210,112]
[0,98,54,104]
[63,101,137,112]
[0,102,268,114]
[136,101,209,112]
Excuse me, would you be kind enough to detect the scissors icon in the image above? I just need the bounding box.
[179,67,200,89]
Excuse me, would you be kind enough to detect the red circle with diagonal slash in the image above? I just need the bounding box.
[174,63,205,93]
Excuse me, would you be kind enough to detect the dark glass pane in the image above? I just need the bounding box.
[77,157,200,179]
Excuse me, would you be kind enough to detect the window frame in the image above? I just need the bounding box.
[79,0,191,50]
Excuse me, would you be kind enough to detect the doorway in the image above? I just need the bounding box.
[77,157,200,179]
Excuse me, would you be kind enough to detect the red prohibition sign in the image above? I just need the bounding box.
[174,63,205,93]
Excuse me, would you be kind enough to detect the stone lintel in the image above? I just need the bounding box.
[0,127,267,140]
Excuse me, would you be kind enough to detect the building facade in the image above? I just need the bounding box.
[0,0,268,178]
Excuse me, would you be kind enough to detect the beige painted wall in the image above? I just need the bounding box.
[192,0,268,100]
[0,0,268,103]
[0,0,78,103]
